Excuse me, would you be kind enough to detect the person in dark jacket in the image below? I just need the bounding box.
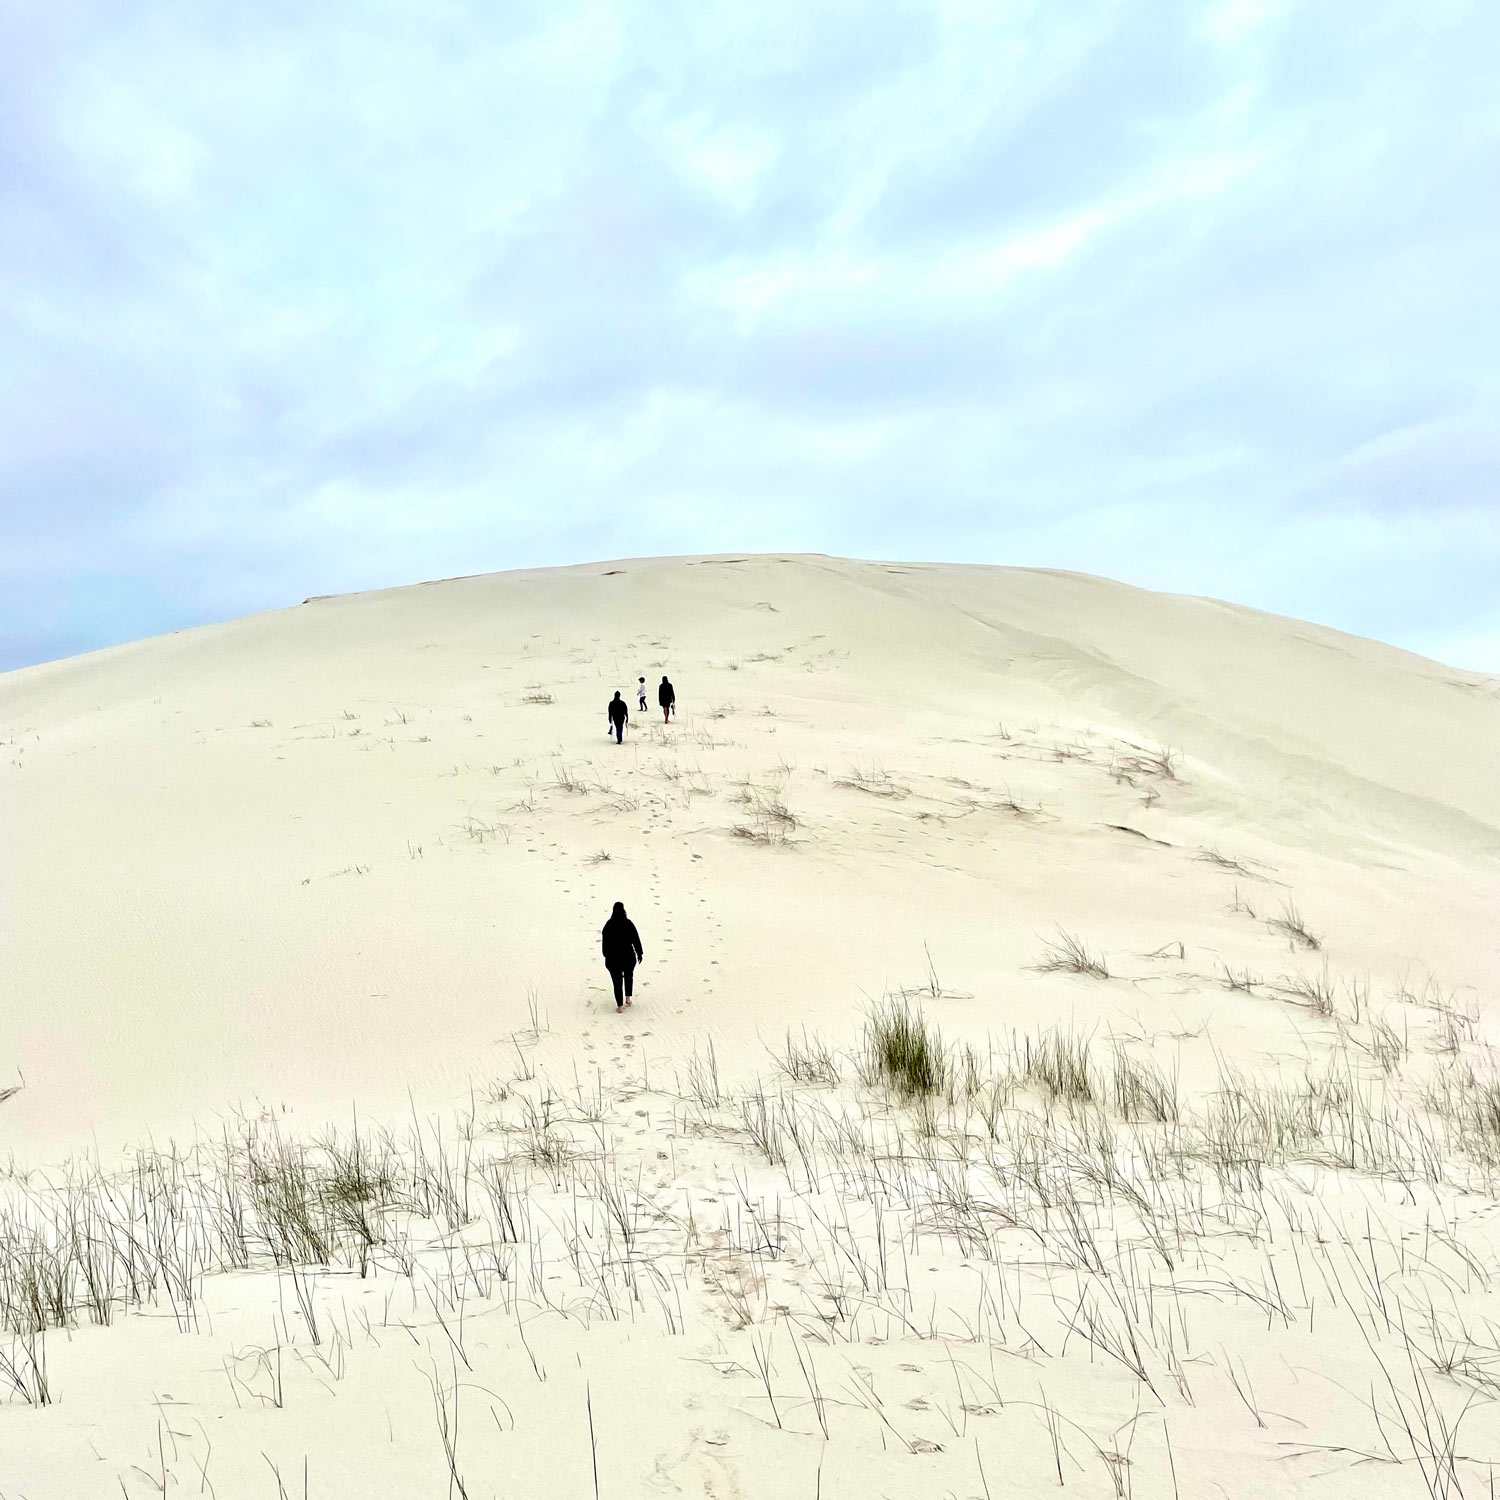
[600,901,643,1010]
[658,675,676,723]
[607,691,628,743]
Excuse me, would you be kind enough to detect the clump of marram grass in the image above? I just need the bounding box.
[1034,928,1110,980]
[1423,1067,1500,1169]
[247,1136,337,1265]
[1108,1046,1179,1123]
[1018,1028,1097,1105]
[316,1127,402,1262]
[861,999,945,1098]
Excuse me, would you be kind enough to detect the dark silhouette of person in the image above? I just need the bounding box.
[658,675,676,723]
[607,691,628,743]
[600,901,643,1011]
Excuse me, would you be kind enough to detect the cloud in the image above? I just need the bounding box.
[2,0,1498,673]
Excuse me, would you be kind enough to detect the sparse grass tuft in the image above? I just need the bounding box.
[992,785,1037,818]
[833,764,907,799]
[1368,1014,1409,1075]
[774,1028,840,1086]
[1034,929,1110,980]
[1115,742,1180,780]
[1267,898,1321,951]
[1109,1046,1179,1122]
[730,786,797,845]
[682,1040,722,1108]
[1274,961,1337,1016]
[551,761,587,794]
[1195,847,1257,875]
[458,815,510,845]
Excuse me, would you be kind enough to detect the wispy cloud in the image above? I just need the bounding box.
[2,0,1497,669]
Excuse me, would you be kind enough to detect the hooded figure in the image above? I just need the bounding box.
[658,675,676,722]
[601,901,644,1010]
[607,690,628,743]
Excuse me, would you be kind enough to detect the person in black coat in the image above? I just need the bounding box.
[607,691,628,743]
[658,675,675,723]
[600,901,644,1011]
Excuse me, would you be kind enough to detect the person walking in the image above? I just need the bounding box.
[637,676,648,713]
[658,674,676,723]
[607,691,628,743]
[600,901,643,1011]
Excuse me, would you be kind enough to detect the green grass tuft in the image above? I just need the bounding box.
[863,999,945,1098]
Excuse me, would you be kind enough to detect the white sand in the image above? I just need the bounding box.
[2,553,1499,1496]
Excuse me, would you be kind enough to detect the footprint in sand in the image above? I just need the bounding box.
[650,1432,741,1499]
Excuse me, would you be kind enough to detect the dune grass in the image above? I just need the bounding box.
[861,998,945,1097]
[7,1004,1500,1495]
[1034,928,1111,980]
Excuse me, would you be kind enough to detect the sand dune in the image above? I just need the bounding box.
[2,554,1499,1496]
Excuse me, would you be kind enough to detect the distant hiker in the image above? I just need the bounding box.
[607,691,628,743]
[601,901,644,1011]
[658,675,676,723]
[637,676,648,713]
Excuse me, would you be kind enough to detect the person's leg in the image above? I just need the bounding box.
[609,967,624,1008]
[623,962,634,1004]
[614,721,623,743]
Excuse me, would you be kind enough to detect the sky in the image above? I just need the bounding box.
[3,0,1498,674]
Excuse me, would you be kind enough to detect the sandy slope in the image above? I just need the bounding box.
[2,553,1500,1497]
